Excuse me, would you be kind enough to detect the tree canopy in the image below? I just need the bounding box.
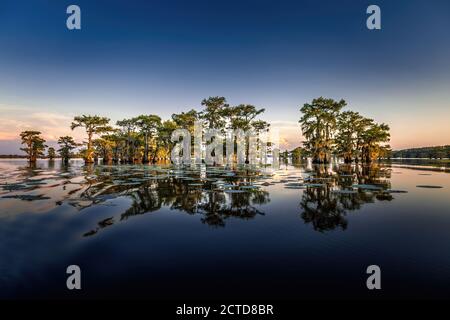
[20,130,47,164]
[299,97,390,163]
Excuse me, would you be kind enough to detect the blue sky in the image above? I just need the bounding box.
[1,0,450,153]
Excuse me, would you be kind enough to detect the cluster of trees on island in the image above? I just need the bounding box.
[18,96,392,165]
[19,96,269,165]
[295,97,391,164]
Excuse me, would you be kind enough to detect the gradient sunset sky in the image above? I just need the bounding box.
[1,0,449,153]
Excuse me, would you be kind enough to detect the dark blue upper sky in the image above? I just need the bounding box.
[0,0,450,151]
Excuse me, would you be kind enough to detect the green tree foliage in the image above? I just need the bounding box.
[171,109,199,134]
[135,115,162,163]
[290,147,307,162]
[100,133,123,163]
[93,137,115,163]
[199,96,229,129]
[334,111,364,163]
[19,131,47,164]
[300,97,390,163]
[359,122,391,162]
[47,147,56,160]
[225,104,265,131]
[224,104,266,163]
[57,136,78,164]
[71,115,112,163]
[299,97,346,163]
[116,118,139,163]
[156,120,178,161]
[18,96,396,166]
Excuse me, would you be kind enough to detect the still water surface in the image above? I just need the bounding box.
[1,159,449,299]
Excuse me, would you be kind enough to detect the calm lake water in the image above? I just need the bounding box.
[1,159,450,299]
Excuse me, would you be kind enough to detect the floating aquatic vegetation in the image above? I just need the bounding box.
[416,185,443,189]
[129,178,148,182]
[121,182,142,186]
[284,186,306,189]
[239,185,259,190]
[310,177,332,181]
[222,172,236,177]
[83,229,98,237]
[224,189,247,193]
[1,184,29,191]
[25,181,47,186]
[284,183,304,187]
[385,189,408,193]
[68,187,83,195]
[331,189,357,194]
[221,184,236,188]
[98,217,114,228]
[376,193,394,201]
[112,180,127,185]
[153,175,171,179]
[2,194,51,201]
[352,184,383,190]
[304,183,325,188]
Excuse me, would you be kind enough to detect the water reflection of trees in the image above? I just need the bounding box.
[82,170,271,236]
[120,180,270,227]
[300,163,392,232]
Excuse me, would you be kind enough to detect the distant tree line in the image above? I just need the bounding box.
[18,96,269,165]
[391,146,450,159]
[16,96,398,166]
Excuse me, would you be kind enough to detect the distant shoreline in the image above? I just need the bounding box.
[0,156,448,160]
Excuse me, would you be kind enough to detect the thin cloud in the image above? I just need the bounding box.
[0,107,85,142]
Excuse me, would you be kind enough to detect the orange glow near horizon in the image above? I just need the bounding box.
[0,110,449,152]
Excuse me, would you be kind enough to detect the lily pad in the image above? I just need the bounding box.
[331,190,357,194]
[416,185,443,189]
[239,185,260,190]
[2,194,51,201]
[385,189,408,193]
[1,184,29,191]
[352,184,383,191]
[284,183,304,187]
[304,183,325,188]
[98,217,114,228]
[221,184,236,188]
[224,189,247,193]
[376,193,394,201]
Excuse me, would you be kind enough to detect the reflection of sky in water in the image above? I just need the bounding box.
[1,159,450,299]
